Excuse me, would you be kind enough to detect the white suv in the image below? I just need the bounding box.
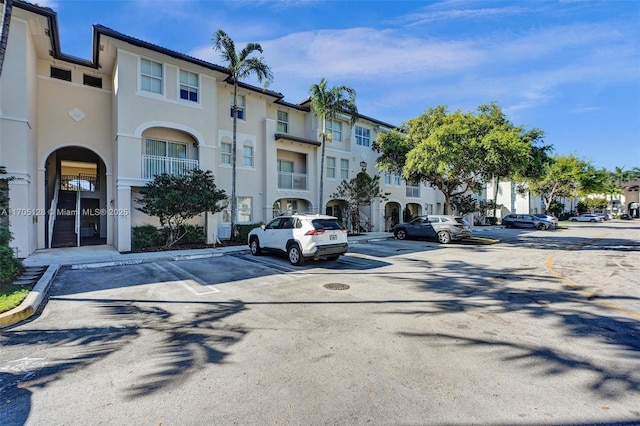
[247,214,348,265]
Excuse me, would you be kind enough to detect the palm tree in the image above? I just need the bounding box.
[308,78,358,213]
[0,0,14,78]
[213,29,272,237]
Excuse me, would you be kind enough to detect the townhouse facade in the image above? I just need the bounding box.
[1,1,446,257]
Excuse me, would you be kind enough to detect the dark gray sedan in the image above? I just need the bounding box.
[393,215,471,244]
[502,214,553,230]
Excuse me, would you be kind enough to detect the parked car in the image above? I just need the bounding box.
[597,213,612,221]
[620,213,633,220]
[247,214,348,265]
[569,214,603,223]
[502,214,553,230]
[533,213,559,228]
[393,215,471,244]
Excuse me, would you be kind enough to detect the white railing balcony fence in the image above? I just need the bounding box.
[277,172,307,190]
[142,155,199,179]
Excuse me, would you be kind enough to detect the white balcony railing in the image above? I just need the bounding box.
[278,171,307,190]
[142,155,199,179]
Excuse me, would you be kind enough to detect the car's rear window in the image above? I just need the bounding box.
[454,217,468,225]
[312,219,342,230]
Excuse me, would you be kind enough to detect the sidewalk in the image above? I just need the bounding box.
[22,231,394,268]
[1,231,394,329]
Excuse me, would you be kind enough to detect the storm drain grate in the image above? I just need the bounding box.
[323,283,350,291]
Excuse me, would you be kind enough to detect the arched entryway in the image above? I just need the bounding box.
[403,202,421,222]
[272,198,312,218]
[45,147,108,248]
[384,202,401,232]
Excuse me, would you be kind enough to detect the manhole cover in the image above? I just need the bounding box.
[323,283,350,290]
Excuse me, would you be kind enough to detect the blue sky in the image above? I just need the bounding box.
[41,0,639,171]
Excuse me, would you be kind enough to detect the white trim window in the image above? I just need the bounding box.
[384,171,391,185]
[326,156,336,179]
[355,126,371,147]
[406,180,420,198]
[326,119,342,142]
[238,197,253,223]
[141,58,163,94]
[179,70,199,102]
[243,145,254,167]
[230,94,245,120]
[394,174,401,186]
[277,110,289,133]
[221,142,232,165]
[340,159,349,180]
[145,138,186,159]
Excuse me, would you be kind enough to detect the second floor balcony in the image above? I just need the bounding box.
[278,171,308,190]
[142,155,199,179]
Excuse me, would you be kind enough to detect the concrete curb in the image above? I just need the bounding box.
[0,264,60,329]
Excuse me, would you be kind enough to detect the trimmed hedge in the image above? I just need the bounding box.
[230,223,263,245]
[132,224,206,251]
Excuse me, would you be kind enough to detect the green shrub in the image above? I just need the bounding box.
[0,223,11,246]
[487,217,498,225]
[0,245,23,280]
[132,225,163,251]
[159,224,205,246]
[133,224,206,251]
[231,223,262,245]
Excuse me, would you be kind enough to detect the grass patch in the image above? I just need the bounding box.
[0,282,32,314]
[460,237,500,245]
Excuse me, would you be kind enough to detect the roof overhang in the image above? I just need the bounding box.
[274,133,321,147]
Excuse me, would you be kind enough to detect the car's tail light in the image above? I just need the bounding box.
[305,229,325,235]
[341,227,348,233]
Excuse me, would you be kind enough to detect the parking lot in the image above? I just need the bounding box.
[1,222,639,425]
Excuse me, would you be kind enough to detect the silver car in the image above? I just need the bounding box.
[569,214,603,223]
[393,215,471,244]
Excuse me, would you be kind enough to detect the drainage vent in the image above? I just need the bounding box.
[323,283,350,290]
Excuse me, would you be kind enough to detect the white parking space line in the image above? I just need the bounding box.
[233,255,311,278]
[153,262,221,295]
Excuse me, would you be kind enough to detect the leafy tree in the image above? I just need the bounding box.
[213,29,272,237]
[137,170,227,247]
[374,104,540,214]
[309,78,358,212]
[450,194,478,216]
[0,165,22,280]
[580,197,607,212]
[519,154,600,213]
[331,169,388,234]
[548,200,564,217]
[477,199,502,225]
[476,103,548,217]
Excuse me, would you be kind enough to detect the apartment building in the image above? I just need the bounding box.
[0,1,444,257]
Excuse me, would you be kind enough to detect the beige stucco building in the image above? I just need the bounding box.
[1,1,447,257]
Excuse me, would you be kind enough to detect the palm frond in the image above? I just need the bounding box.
[212,29,237,67]
[239,43,263,61]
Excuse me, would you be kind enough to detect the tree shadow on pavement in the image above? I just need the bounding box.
[383,258,640,398]
[0,299,247,425]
